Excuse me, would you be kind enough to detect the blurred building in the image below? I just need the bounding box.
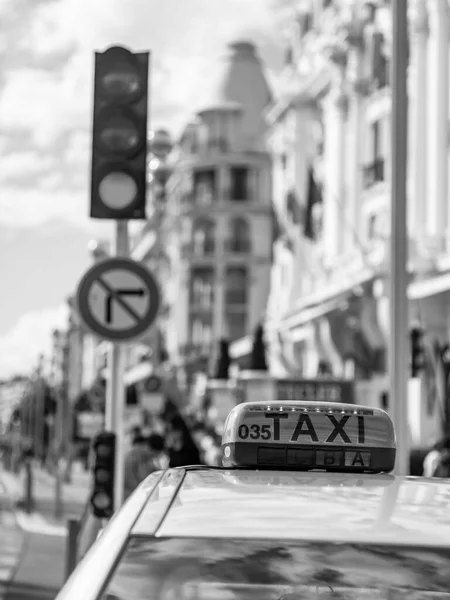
[254,0,449,449]
[160,40,274,384]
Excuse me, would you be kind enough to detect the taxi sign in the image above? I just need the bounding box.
[221,401,396,474]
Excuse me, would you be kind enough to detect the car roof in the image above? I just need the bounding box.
[133,467,450,547]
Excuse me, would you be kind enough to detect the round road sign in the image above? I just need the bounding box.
[76,257,160,342]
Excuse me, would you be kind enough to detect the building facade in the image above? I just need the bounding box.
[256,0,450,450]
[161,41,274,381]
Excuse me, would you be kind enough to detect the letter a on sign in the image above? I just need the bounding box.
[345,451,371,468]
[290,414,319,442]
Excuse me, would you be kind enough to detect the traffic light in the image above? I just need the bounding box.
[90,431,116,518]
[90,46,149,219]
[410,326,424,378]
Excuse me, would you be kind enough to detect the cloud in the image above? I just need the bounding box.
[0,0,282,229]
[0,304,70,379]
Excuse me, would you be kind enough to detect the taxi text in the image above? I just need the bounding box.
[237,413,366,445]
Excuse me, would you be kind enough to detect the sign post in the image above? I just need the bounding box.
[107,221,128,510]
[389,0,409,476]
[76,247,160,512]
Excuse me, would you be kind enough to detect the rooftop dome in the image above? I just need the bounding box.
[200,39,272,148]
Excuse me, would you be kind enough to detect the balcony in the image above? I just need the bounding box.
[189,296,214,312]
[224,238,251,254]
[362,158,385,190]
[193,241,215,256]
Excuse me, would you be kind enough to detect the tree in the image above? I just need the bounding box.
[250,323,268,371]
[214,338,231,380]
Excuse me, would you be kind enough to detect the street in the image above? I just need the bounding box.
[0,464,89,600]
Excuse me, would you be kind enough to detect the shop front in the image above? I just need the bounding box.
[281,278,386,385]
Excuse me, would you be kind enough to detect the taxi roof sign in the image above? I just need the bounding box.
[221,401,396,474]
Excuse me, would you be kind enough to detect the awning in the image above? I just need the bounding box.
[229,335,252,360]
[409,271,450,300]
[281,269,375,330]
[124,361,153,385]
[281,292,350,331]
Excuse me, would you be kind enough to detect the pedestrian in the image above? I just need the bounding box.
[423,436,450,477]
[147,432,169,470]
[166,414,202,468]
[123,432,155,500]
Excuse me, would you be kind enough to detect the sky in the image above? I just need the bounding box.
[0,0,287,379]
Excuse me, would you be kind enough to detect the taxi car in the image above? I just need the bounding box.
[56,400,450,600]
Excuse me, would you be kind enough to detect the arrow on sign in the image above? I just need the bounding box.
[105,289,146,323]
[96,277,146,324]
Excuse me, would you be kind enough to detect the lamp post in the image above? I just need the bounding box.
[389,0,409,475]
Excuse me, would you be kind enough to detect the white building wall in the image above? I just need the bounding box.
[251,214,272,258]
[249,263,272,331]
[263,0,450,449]
[427,0,449,250]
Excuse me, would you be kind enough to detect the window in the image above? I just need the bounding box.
[371,32,389,90]
[189,316,212,347]
[225,267,247,305]
[230,166,249,201]
[190,268,214,308]
[368,214,377,240]
[192,218,215,255]
[371,119,380,160]
[362,120,385,189]
[102,536,450,600]
[226,312,247,341]
[208,137,228,152]
[194,169,216,205]
[228,217,250,253]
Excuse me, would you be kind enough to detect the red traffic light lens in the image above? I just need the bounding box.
[97,47,144,102]
[98,112,141,154]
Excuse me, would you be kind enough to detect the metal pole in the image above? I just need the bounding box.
[105,220,129,512]
[65,518,81,580]
[23,457,34,513]
[34,360,45,465]
[389,0,409,476]
[54,387,64,519]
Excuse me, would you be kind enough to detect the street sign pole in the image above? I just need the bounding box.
[105,220,129,511]
[76,234,160,515]
[389,0,409,476]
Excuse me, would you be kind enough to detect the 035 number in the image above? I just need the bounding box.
[238,424,271,440]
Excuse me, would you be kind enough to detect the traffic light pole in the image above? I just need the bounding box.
[389,0,409,476]
[88,45,149,511]
[105,220,129,511]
